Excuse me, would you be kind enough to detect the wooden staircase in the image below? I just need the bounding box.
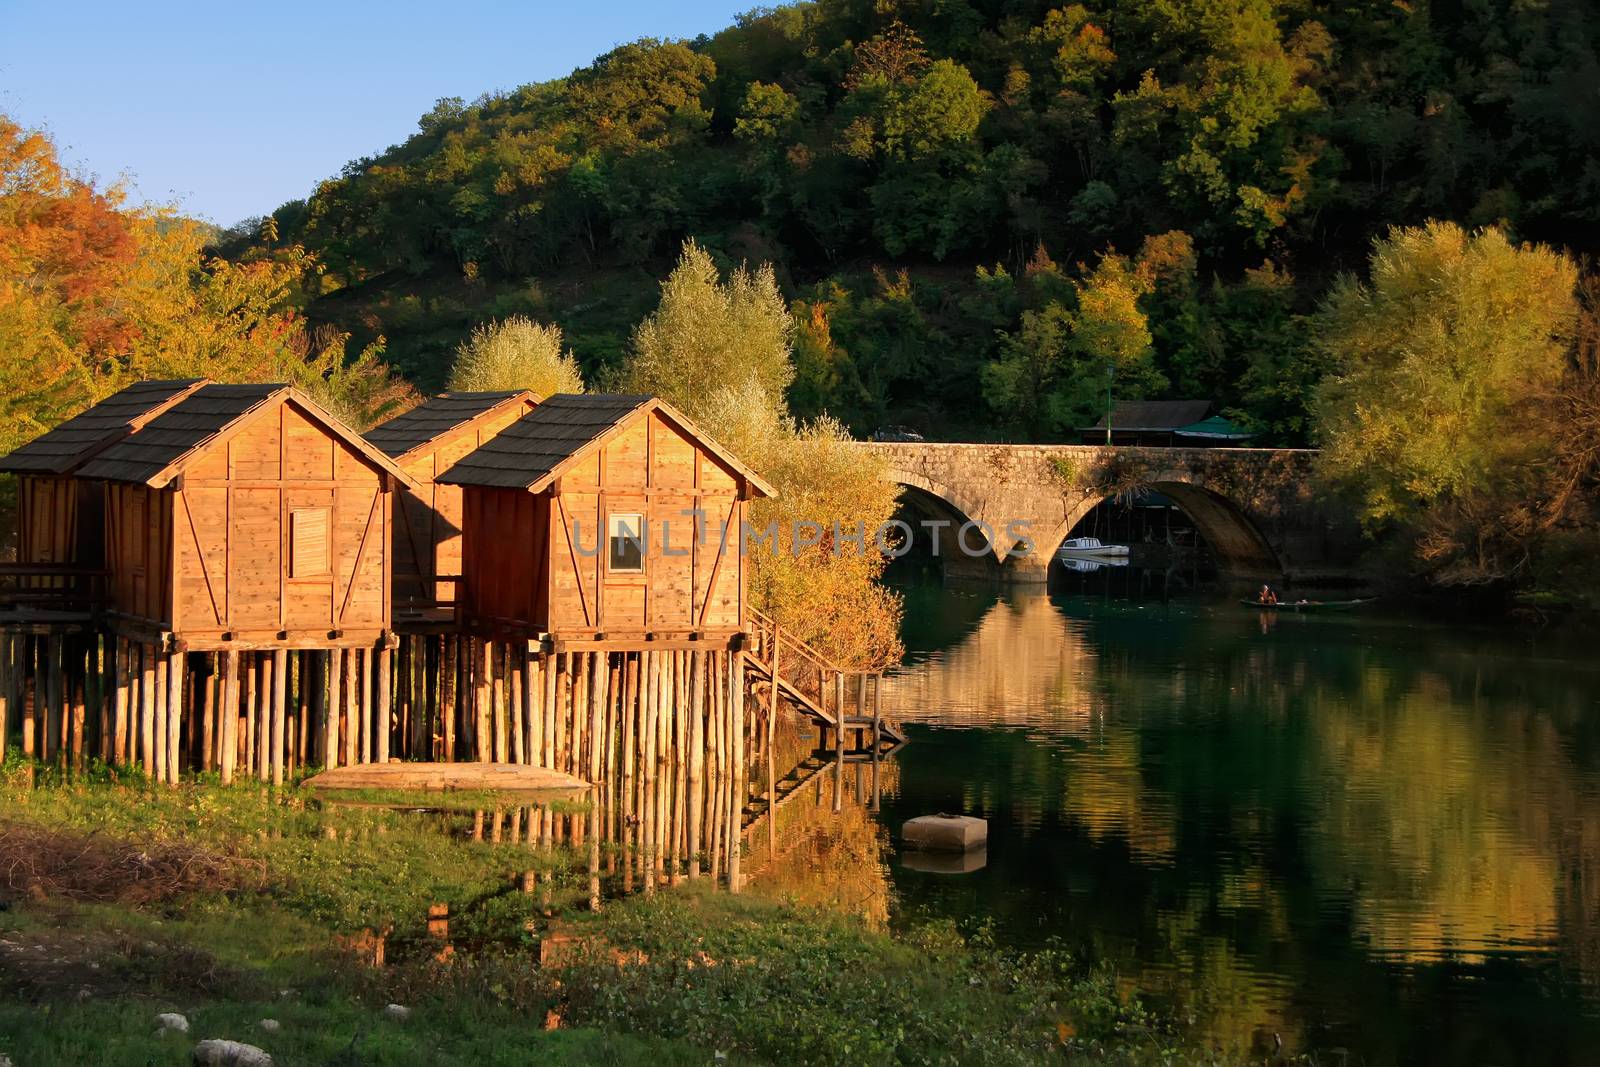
[743,607,905,750]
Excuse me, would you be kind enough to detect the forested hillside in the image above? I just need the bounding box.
[221,0,1600,443]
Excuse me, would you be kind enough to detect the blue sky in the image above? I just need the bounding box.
[0,1,751,227]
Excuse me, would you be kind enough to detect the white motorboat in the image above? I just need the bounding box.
[1057,536,1130,558]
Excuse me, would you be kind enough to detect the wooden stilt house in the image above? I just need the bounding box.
[0,379,205,573]
[437,394,775,647]
[75,383,418,650]
[363,391,540,623]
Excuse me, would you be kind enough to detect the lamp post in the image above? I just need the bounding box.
[1104,363,1115,446]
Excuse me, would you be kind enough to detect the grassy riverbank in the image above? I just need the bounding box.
[0,763,1245,1065]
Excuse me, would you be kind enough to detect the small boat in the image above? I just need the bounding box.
[1058,536,1130,558]
[1240,597,1377,612]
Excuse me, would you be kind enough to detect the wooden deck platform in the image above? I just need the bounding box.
[302,762,589,794]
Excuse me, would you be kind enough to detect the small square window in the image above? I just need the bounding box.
[608,512,644,573]
[290,507,330,578]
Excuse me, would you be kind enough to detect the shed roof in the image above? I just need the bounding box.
[0,379,207,475]
[364,390,540,460]
[77,383,419,489]
[1173,415,1255,441]
[1085,399,1212,431]
[437,393,775,497]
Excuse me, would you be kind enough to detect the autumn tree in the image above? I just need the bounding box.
[448,315,585,396]
[1313,222,1579,581]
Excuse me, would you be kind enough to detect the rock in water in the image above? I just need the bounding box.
[193,1039,274,1067]
[901,813,987,852]
[156,1012,190,1034]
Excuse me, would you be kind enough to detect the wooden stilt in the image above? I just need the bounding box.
[219,651,239,784]
[256,653,273,782]
[343,648,359,767]
[441,637,458,762]
[729,652,744,892]
[325,649,343,770]
[493,642,508,763]
[766,632,780,859]
[510,645,525,765]
[199,654,216,773]
[525,642,541,768]
[542,648,557,769]
[376,645,392,766]
[271,648,287,786]
[0,633,11,765]
[469,638,487,762]
[166,650,183,785]
[152,651,169,784]
[833,673,845,814]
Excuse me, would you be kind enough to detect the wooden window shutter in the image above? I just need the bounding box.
[290,507,330,578]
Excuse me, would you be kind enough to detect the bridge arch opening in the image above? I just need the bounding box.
[1040,480,1281,581]
[885,478,1003,582]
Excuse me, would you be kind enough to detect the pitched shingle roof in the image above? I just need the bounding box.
[0,379,206,475]
[364,391,538,460]
[77,384,420,489]
[1086,400,1212,431]
[437,393,774,497]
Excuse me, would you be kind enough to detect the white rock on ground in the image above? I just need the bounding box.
[383,1003,411,1021]
[258,1019,280,1032]
[156,1012,190,1033]
[192,1038,274,1067]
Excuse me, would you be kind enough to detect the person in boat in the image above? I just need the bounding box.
[1257,584,1278,605]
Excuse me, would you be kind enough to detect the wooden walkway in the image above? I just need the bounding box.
[303,762,589,794]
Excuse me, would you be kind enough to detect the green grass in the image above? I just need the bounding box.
[0,767,1251,1065]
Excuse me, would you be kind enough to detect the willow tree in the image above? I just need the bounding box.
[1313,222,1579,581]
[448,315,585,396]
[624,240,902,668]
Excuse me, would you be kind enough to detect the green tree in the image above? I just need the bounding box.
[983,250,1163,439]
[1313,222,1579,577]
[447,315,585,396]
[624,239,793,420]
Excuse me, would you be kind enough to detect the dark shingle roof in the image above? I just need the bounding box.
[1086,400,1212,431]
[364,391,537,459]
[77,384,288,485]
[0,379,206,475]
[438,394,653,490]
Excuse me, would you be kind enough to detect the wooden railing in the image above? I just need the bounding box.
[393,573,460,626]
[0,564,107,618]
[744,607,902,744]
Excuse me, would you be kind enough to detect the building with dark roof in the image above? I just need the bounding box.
[0,379,205,567]
[1080,399,1217,446]
[438,393,774,642]
[363,390,539,621]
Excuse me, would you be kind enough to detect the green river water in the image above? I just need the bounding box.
[869,573,1600,1065]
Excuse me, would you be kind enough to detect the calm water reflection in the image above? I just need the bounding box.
[874,577,1600,1065]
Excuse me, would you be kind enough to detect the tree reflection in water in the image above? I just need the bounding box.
[871,581,1600,1063]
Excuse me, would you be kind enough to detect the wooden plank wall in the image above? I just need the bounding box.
[166,401,391,644]
[16,475,100,567]
[544,409,746,638]
[393,403,531,600]
[105,482,172,627]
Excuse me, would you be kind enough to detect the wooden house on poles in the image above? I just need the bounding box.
[0,379,898,896]
[363,390,539,624]
[0,381,418,786]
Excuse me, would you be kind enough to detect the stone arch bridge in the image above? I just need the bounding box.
[866,443,1359,582]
